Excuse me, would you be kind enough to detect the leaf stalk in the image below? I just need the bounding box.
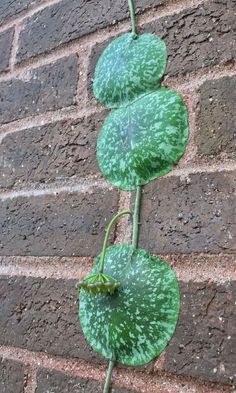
[128,0,137,36]
[103,360,115,393]
[99,210,131,273]
[132,185,142,249]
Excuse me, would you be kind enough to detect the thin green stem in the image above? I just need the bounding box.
[99,210,131,273]
[103,360,115,393]
[128,0,137,36]
[132,185,142,249]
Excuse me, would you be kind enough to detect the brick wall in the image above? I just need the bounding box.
[0,0,235,392]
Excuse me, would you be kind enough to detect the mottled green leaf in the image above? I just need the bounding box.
[97,88,189,190]
[93,33,167,108]
[79,244,180,366]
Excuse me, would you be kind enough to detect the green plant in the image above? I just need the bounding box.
[77,1,189,391]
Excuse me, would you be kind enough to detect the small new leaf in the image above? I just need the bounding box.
[76,273,121,296]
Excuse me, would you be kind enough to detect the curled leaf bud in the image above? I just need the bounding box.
[76,273,120,296]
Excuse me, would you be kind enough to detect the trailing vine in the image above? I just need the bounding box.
[77,0,189,391]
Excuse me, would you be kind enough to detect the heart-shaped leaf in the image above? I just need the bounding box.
[78,244,180,366]
[97,88,189,190]
[93,33,167,108]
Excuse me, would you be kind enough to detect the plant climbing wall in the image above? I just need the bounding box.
[77,1,189,391]
[0,0,235,391]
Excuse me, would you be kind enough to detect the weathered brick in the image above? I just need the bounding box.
[0,276,102,362]
[137,171,235,254]
[0,55,77,125]
[88,0,236,97]
[36,368,136,393]
[0,276,235,384]
[0,0,39,26]
[0,28,14,72]
[0,188,119,256]
[143,0,236,76]
[0,111,108,190]
[0,357,25,393]
[196,76,236,159]
[16,0,164,62]
[165,281,236,385]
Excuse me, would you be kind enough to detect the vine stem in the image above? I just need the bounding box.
[128,0,137,36]
[132,185,142,249]
[101,189,142,390]
[103,360,115,393]
[99,210,131,273]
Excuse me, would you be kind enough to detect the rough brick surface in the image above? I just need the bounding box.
[0,28,14,72]
[0,0,235,390]
[16,0,164,62]
[137,171,235,254]
[88,0,236,97]
[36,368,136,393]
[165,281,236,384]
[0,276,235,384]
[142,0,236,76]
[0,188,119,256]
[0,276,102,362]
[196,76,236,159]
[0,55,77,125]
[0,357,25,393]
[0,111,108,190]
[0,0,38,26]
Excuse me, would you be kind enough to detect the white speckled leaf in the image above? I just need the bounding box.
[97,88,189,190]
[93,33,167,108]
[79,244,180,366]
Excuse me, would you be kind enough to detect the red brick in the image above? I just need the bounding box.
[88,0,236,97]
[196,76,236,159]
[0,275,235,385]
[36,368,136,393]
[0,111,108,190]
[137,171,235,254]
[0,55,77,125]
[0,276,102,363]
[0,357,25,393]
[0,188,119,257]
[165,281,236,385]
[142,0,235,77]
[0,28,14,72]
[16,0,165,62]
[0,0,40,26]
